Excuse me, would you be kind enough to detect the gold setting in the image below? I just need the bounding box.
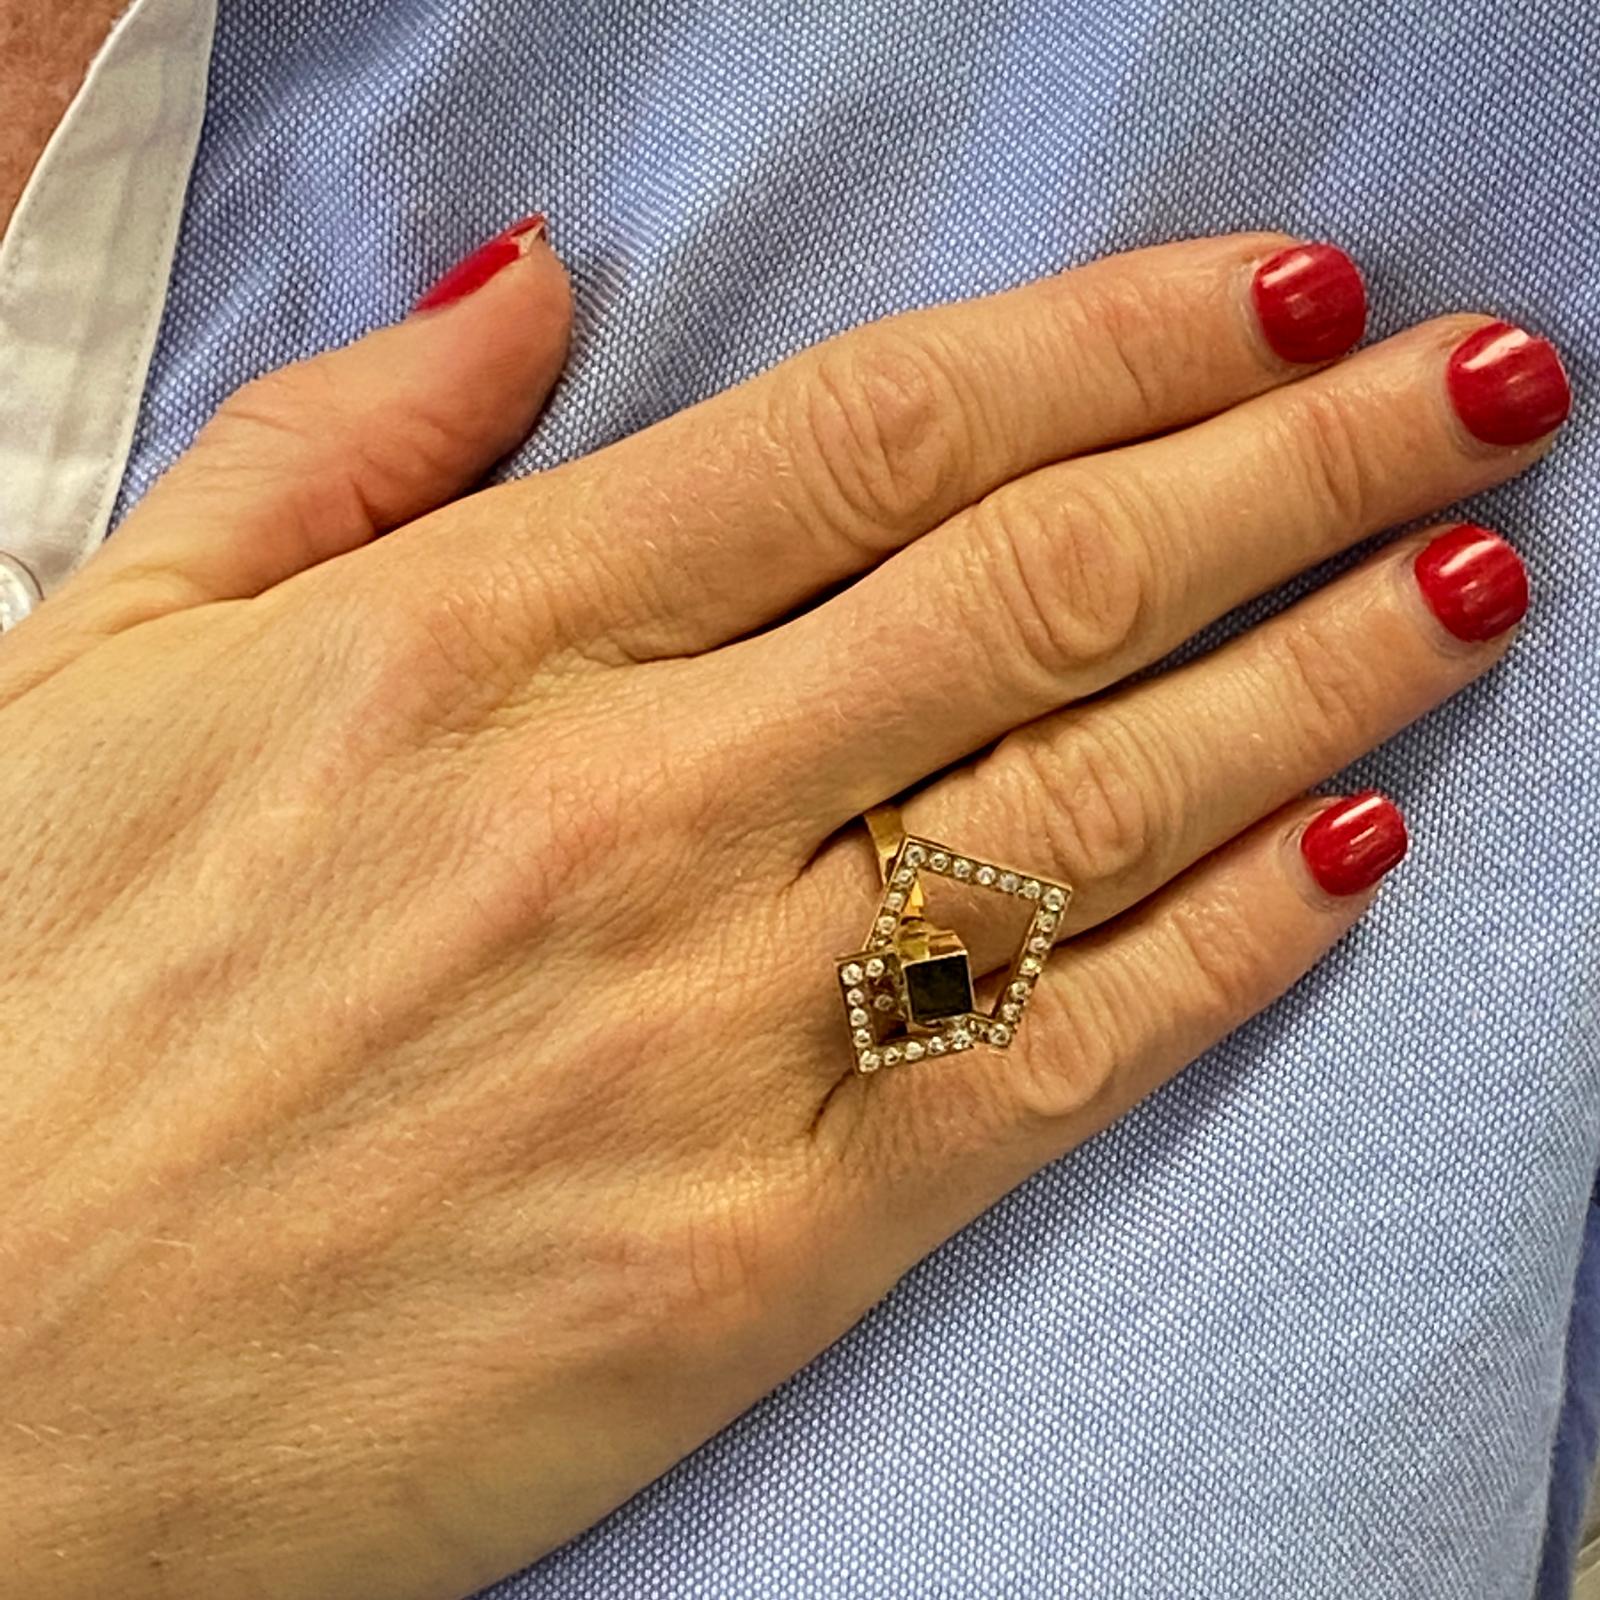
[836,806,1072,1074]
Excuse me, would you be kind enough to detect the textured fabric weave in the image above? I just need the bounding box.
[1538,1190,1600,1595]
[114,2,1600,1595]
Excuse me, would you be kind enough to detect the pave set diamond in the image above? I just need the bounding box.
[836,836,1070,1075]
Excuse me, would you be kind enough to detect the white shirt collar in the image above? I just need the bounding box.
[0,0,216,626]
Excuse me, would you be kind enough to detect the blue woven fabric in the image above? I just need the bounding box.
[114,2,1600,1594]
[1538,1189,1600,1593]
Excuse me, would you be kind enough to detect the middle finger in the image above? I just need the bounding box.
[726,313,1568,844]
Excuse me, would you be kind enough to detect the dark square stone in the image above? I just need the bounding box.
[903,952,974,1025]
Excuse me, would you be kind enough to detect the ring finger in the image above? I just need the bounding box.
[794,517,1527,1001]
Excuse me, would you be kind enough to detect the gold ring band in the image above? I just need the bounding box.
[834,805,1072,1073]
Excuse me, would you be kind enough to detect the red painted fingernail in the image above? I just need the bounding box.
[1414,523,1529,642]
[1251,242,1367,364]
[412,213,547,314]
[1300,790,1408,897]
[1446,321,1571,446]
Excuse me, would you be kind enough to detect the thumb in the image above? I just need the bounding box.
[70,213,571,611]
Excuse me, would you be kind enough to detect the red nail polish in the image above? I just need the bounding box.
[1446,321,1571,447]
[1251,243,1367,364]
[1414,523,1529,642]
[412,213,547,314]
[1300,791,1408,897]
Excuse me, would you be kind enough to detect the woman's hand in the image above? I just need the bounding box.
[0,225,1567,1600]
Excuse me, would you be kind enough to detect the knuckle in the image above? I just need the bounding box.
[1281,384,1376,538]
[194,365,368,556]
[974,470,1152,689]
[676,1192,785,1323]
[1162,888,1271,1029]
[446,763,639,956]
[616,1176,815,1351]
[292,579,515,755]
[1042,267,1175,419]
[1265,619,1375,751]
[364,588,505,711]
[1007,718,1163,890]
[208,359,496,542]
[207,362,331,454]
[1005,977,1122,1126]
[788,328,972,543]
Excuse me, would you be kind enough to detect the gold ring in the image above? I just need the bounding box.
[834,804,1072,1073]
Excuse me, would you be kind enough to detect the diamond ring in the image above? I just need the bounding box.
[834,805,1072,1073]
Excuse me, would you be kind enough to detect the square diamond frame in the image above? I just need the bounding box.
[835,836,1071,1074]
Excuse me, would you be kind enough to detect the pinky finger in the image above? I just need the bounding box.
[824,793,1408,1257]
